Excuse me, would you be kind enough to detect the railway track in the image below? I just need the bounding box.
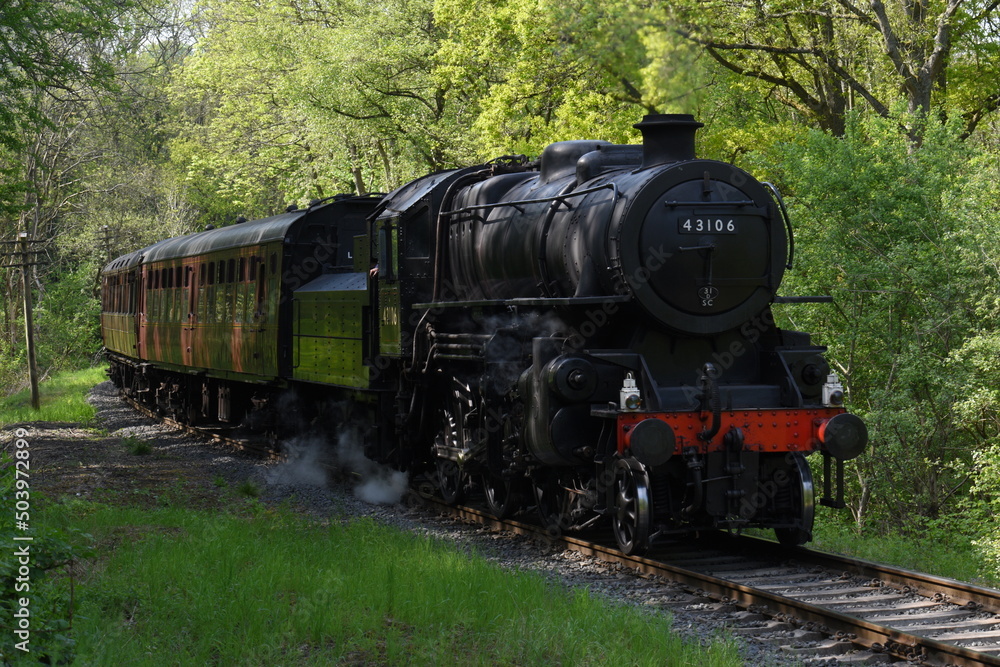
[431,497,1000,667]
[125,397,1000,665]
[123,396,283,459]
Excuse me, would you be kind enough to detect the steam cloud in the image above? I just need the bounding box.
[266,436,327,487]
[267,427,408,505]
[335,428,409,504]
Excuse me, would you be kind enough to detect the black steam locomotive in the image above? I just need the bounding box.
[101,114,866,554]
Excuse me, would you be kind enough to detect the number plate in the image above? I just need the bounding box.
[678,217,738,234]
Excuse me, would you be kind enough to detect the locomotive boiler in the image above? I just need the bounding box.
[101,114,866,554]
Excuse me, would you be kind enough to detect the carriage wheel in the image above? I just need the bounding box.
[436,457,467,505]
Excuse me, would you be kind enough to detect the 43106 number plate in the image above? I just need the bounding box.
[678,217,738,234]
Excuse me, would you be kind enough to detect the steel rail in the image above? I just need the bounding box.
[738,534,1000,612]
[434,500,1000,667]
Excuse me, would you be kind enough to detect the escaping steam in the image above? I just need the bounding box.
[335,428,409,504]
[268,427,408,504]
[266,436,328,487]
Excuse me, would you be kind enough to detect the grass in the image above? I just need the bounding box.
[237,478,260,497]
[29,501,740,666]
[812,514,993,586]
[122,434,152,455]
[0,365,107,427]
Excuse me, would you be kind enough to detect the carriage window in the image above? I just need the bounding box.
[208,262,215,285]
[185,266,192,287]
[153,270,160,290]
[227,258,236,283]
[238,257,246,282]
[249,256,257,281]
[217,260,225,284]
[270,253,278,275]
[175,266,183,288]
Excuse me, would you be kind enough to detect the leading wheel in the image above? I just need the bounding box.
[773,454,815,547]
[611,457,652,555]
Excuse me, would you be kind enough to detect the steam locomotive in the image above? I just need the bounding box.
[101,114,866,554]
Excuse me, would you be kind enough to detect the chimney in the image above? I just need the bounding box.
[634,114,703,169]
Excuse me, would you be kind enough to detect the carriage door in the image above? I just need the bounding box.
[182,265,196,366]
[250,250,278,378]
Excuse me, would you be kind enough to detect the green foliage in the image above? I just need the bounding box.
[813,511,990,585]
[0,454,96,662]
[770,115,998,532]
[33,262,103,372]
[667,0,1000,140]
[434,0,657,155]
[168,0,477,221]
[0,0,135,214]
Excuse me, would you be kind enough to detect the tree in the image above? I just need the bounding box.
[668,0,1000,139]
[0,0,136,215]
[434,0,669,154]
[771,115,992,529]
[168,0,478,218]
[0,0,199,391]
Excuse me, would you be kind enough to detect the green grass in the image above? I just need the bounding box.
[122,434,152,455]
[812,514,993,586]
[0,365,107,427]
[21,501,740,666]
[237,478,260,497]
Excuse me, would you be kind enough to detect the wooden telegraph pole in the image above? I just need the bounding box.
[1,234,41,409]
[19,233,40,410]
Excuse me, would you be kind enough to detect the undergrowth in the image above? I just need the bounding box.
[0,366,107,427]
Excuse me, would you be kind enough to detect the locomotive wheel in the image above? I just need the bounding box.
[611,457,652,555]
[482,474,523,519]
[533,474,571,535]
[434,379,473,505]
[774,454,815,547]
[436,458,467,505]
